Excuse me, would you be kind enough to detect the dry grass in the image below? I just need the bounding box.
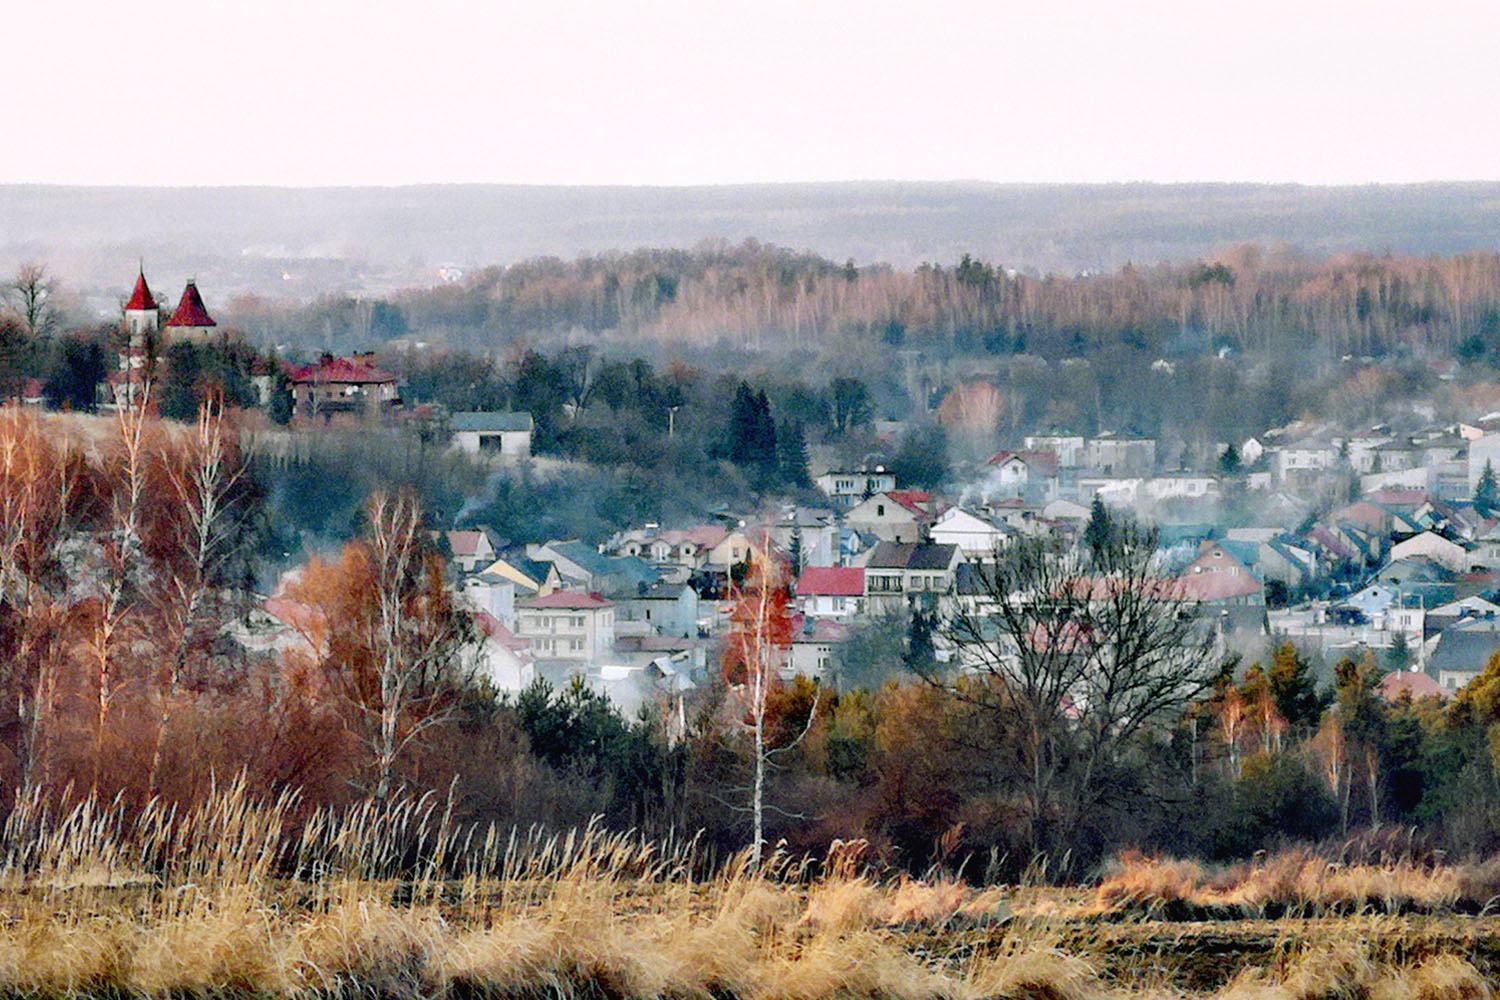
[0,787,1494,998]
[1094,850,1500,917]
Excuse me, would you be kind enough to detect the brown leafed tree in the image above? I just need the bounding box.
[287,489,477,801]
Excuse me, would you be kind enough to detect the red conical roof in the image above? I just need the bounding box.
[166,280,216,328]
[124,271,157,311]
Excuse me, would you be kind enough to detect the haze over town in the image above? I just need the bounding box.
[3,3,1500,996]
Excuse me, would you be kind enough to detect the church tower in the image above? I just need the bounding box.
[123,268,159,339]
[164,279,217,342]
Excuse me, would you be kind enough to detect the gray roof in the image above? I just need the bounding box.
[452,411,533,433]
[1430,624,1500,675]
[865,541,959,570]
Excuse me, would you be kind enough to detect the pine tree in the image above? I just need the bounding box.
[1084,496,1113,563]
[776,419,811,487]
[1478,460,1499,514]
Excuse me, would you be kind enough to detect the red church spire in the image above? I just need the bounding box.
[124,269,157,311]
[165,279,216,328]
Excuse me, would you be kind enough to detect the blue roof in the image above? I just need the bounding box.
[452,411,533,433]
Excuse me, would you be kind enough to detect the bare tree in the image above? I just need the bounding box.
[337,488,477,803]
[146,395,248,797]
[0,407,77,794]
[88,390,151,791]
[722,542,817,867]
[6,263,57,339]
[932,527,1222,851]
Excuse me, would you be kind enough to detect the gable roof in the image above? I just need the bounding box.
[520,591,613,610]
[1379,670,1447,701]
[125,270,156,311]
[452,411,533,433]
[289,356,396,385]
[796,566,865,597]
[886,490,933,515]
[864,541,959,571]
[165,280,215,328]
[446,529,495,558]
[987,450,1060,478]
[475,612,532,654]
[1430,622,1500,675]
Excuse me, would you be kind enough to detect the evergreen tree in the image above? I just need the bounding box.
[1219,442,1241,476]
[776,419,811,487]
[727,383,778,476]
[1267,642,1327,734]
[903,608,938,676]
[1478,460,1499,514]
[44,337,106,412]
[1084,496,1113,563]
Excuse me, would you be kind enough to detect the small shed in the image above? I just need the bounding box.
[451,412,533,458]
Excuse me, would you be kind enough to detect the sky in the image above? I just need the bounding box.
[10,0,1500,187]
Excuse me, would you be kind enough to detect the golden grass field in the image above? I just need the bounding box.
[0,781,1498,999]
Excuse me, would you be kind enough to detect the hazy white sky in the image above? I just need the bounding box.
[11,0,1499,186]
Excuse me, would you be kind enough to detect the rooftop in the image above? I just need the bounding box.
[165,280,215,328]
[451,411,534,433]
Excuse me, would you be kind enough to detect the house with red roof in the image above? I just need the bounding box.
[1379,669,1448,703]
[795,566,865,619]
[845,490,936,544]
[289,353,401,423]
[514,591,617,674]
[786,613,850,681]
[475,612,536,695]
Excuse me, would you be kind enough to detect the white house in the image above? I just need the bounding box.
[1470,433,1500,496]
[450,412,533,458]
[514,592,616,670]
[845,491,932,544]
[443,529,498,573]
[795,566,865,619]
[815,468,897,507]
[474,612,536,695]
[1024,433,1086,467]
[929,507,1008,558]
[1389,531,1471,574]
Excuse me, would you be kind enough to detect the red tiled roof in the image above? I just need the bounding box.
[165,280,216,328]
[796,566,864,597]
[20,379,42,399]
[1379,670,1448,701]
[788,614,851,644]
[987,449,1060,478]
[288,356,397,385]
[1178,570,1263,602]
[125,271,157,311]
[520,591,613,609]
[887,490,932,515]
[475,612,532,653]
[447,530,490,557]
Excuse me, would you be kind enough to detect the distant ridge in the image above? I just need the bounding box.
[5,181,1500,302]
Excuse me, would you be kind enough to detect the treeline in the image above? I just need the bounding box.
[237,242,1500,367]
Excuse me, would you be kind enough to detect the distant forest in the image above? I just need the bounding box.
[238,242,1500,364]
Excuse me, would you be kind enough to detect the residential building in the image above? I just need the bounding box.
[514,591,616,672]
[845,491,936,544]
[795,566,865,619]
[473,613,535,695]
[619,582,700,638]
[1389,531,1472,574]
[1086,432,1156,475]
[443,529,499,573]
[857,541,961,613]
[289,354,401,422]
[815,468,896,508]
[786,615,849,681]
[1023,432,1086,467]
[929,507,1008,558]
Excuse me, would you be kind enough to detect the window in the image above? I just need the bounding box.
[876,504,886,516]
[569,639,582,651]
